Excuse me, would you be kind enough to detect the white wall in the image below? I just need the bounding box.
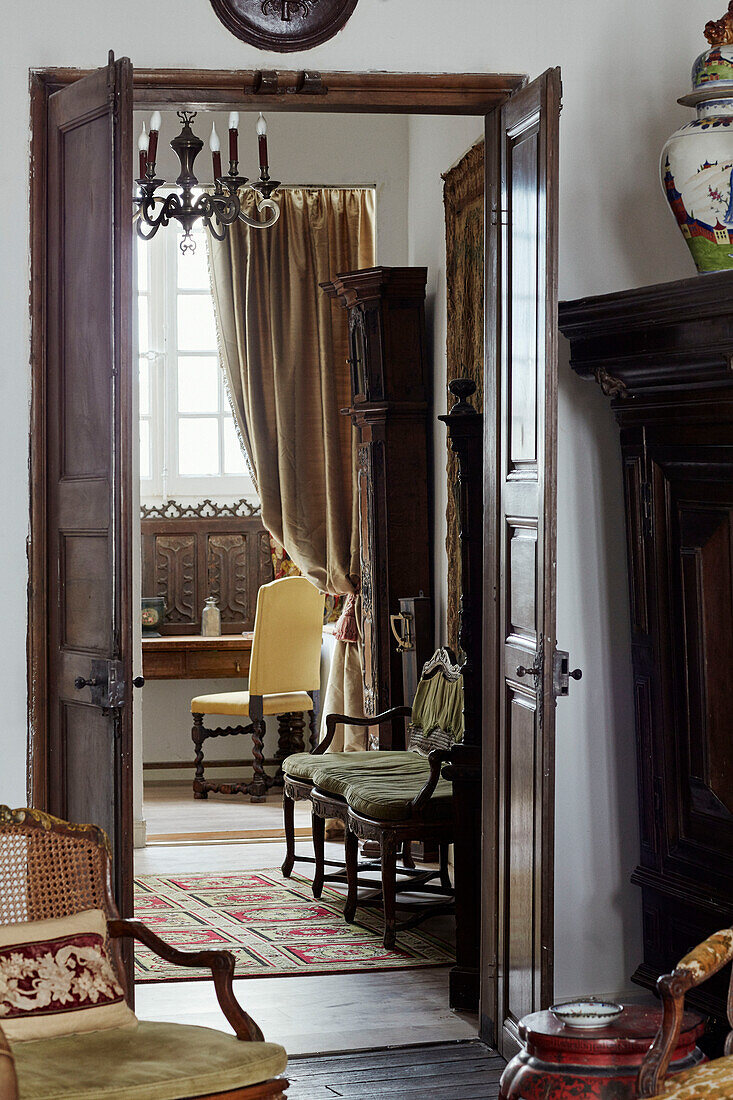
[1,0,712,1000]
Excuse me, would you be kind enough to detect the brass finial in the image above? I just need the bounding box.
[705,1,733,46]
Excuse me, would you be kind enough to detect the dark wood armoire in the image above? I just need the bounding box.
[559,272,733,1024]
[322,267,432,746]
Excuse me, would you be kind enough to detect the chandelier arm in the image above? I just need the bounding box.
[136,218,163,242]
[204,216,229,242]
[197,192,240,227]
[238,197,281,230]
[137,192,178,231]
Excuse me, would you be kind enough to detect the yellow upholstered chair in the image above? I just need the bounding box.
[191,576,325,802]
[0,806,288,1100]
[637,928,733,1098]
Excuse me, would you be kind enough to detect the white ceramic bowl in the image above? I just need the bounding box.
[550,1000,624,1029]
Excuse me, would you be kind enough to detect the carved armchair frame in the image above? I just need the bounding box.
[0,807,288,1100]
[637,928,733,1097]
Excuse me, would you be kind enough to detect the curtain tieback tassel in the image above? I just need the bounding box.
[333,590,359,644]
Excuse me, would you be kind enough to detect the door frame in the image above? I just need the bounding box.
[28,63,524,800]
[27,61,532,1012]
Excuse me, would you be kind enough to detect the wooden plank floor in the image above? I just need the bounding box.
[134,838,475,1056]
[286,1041,504,1099]
[143,783,312,842]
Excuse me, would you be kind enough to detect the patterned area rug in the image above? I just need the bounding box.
[134,870,454,982]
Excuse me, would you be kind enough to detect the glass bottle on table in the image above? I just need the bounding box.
[201,596,222,637]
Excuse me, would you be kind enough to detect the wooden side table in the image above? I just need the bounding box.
[499,1006,705,1099]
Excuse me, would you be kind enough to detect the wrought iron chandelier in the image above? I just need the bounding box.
[134,110,281,253]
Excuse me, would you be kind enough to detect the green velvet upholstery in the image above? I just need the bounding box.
[312,753,452,823]
[9,1021,287,1100]
[284,749,411,784]
[282,751,332,782]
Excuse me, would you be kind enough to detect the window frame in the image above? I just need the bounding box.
[137,212,256,503]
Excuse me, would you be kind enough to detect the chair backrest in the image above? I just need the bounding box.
[0,807,116,927]
[248,576,325,696]
[407,648,464,756]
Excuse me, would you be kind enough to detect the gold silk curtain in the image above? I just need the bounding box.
[207,187,376,749]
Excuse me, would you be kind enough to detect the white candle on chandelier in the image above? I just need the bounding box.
[147,111,162,171]
[209,122,222,181]
[228,111,239,167]
[137,121,149,178]
[257,112,268,170]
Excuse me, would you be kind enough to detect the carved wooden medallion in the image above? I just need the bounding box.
[209,0,358,52]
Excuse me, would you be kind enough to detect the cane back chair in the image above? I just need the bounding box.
[637,927,733,1098]
[0,806,288,1100]
[191,576,324,802]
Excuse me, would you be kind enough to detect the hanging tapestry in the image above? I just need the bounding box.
[442,140,485,653]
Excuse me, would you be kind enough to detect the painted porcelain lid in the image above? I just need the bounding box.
[693,45,733,89]
[692,4,733,90]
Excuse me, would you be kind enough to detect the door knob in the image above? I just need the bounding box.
[516,662,541,679]
[133,676,145,688]
[569,668,582,681]
[74,676,101,690]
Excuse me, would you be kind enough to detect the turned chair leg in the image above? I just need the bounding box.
[250,718,268,803]
[381,832,398,950]
[344,828,358,923]
[311,812,326,899]
[192,714,208,799]
[439,842,453,893]
[281,792,296,878]
[402,840,415,869]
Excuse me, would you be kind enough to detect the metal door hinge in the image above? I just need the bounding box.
[553,650,582,698]
[490,205,509,227]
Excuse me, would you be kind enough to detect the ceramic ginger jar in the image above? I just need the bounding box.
[661,4,733,273]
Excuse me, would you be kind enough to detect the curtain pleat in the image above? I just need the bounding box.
[207,187,376,748]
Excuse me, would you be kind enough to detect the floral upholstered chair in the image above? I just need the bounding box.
[0,806,288,1100]
[637,928,733,1098]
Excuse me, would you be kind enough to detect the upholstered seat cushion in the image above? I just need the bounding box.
[656,1055,733,1098]
[311,752,453,823]
[191,690,313,716]
[282,749,399,783]
[10,1020,287,1100]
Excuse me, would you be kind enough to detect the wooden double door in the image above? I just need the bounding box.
[32,59,562,1036]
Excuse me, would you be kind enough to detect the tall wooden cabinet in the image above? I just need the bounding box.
[559,272,733,1023]
[322,268,432,743]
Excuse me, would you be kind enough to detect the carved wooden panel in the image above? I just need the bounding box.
[141,513,273,635]
[155,535,196,626]
[207,533,249,623]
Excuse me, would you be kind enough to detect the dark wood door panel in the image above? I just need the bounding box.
[60,533,114,653]
[45,56,134,928]
[487,69,561,1056]
[62,703,116,840]
[505,691,538,1028]
[652,458,733,886]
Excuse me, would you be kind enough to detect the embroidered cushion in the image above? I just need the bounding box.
[0,909,137,1041]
